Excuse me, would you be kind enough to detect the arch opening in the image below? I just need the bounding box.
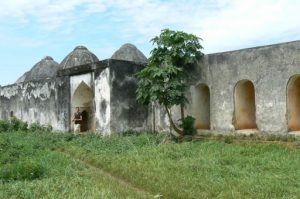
[192,83,210,129]
[71,81,94,132]
[233,80,257,130]
[287,75,300,131]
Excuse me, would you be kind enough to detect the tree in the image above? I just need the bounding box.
[136,29,204,137]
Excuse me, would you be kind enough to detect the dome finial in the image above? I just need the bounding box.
[43,56,54,61]
[74,45,88,50]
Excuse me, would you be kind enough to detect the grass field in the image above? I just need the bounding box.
[0,130,299,199]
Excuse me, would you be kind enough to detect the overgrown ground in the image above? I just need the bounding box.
[0,130,299,199]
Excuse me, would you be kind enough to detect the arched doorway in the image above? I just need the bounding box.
[192,84,210,129]
[71,81,94,132]
[287,75,300,131]
[233,80,257,130]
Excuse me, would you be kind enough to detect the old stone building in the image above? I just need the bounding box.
[1,40,300,134]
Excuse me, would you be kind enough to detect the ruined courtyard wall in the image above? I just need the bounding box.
[0,77,70,131]
[152,40,300,134]
[197,40,300,133]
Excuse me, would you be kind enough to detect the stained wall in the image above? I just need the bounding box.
[0,77,70,131]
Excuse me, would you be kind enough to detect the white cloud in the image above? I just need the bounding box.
[104,0,300,53]
[0,0,299,53]
[0,0,108,31]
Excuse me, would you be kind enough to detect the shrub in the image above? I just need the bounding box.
[0,118,28,132]
[224,136,233,144]
[179,116,197,136]
[0,120,10,132]
[9,117,28,131]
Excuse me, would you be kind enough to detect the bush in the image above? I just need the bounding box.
[179,116,197,136]
[0,118,53,133]
[0,118,28,132]
[0,120,10,132]
[224,136,233,144]
[9,117,28,131]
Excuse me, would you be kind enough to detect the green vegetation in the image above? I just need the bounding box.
[136,29,203,137]
[0,126,299,198]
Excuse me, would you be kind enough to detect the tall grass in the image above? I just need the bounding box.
[0,127,299,199]
[63,135,300,199]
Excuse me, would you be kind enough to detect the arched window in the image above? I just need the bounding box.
[233,80,257,130]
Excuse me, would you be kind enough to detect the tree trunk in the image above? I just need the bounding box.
[164,105,183,137]
[180,103,184,122]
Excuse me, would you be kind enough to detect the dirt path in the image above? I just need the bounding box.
[56,148,156,199]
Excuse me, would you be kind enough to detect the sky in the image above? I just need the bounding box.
[0,0,300,85]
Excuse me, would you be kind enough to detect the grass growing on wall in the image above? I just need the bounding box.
[0,129,299,199]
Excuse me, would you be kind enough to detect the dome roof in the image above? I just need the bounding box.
[20,56,60,82]
[15,71,30,84]
[60,45,99,69]
[111,43,147,63]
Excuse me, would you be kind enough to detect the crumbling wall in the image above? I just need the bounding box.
[0,77,70,131]
[204,40,300,133]
[151,40,300,134]
[95,67,111,134]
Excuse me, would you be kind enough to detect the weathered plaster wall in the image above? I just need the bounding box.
[109,60,150,133]
[2,41,300,135]
[95,67,111,134]
[191,40,300,133]
[0,77,70,131]
[151,40,300,134]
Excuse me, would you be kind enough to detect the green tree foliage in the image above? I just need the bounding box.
[136,29,203,137]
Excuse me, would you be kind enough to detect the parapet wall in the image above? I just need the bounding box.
[152,40,300,134]
[190,40,300,133]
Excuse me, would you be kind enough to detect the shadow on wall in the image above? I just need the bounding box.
[287,75,300,131]
[233,80,257,130]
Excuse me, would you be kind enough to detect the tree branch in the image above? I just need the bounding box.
[164,105,183,137]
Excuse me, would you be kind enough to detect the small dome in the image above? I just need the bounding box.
[111,43,147,63]
[15,71,30,84]
[23,56,61,82]
[60,45,99,69]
